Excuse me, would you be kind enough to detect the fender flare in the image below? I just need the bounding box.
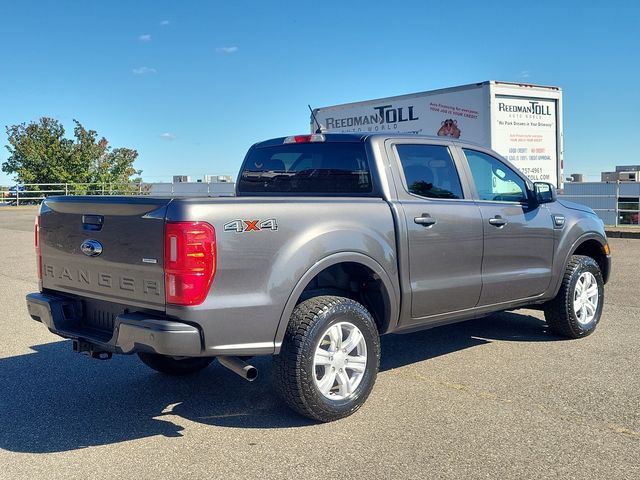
[272,252,400,354]
[550,232,608,297]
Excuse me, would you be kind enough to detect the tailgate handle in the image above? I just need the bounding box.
[82,215,104,231]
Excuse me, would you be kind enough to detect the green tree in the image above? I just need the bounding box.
[2,117,142,188]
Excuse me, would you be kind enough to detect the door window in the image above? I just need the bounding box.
[396,144,464,199]
[463,149,528,203]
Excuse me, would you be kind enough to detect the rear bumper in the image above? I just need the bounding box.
[26,292,203,356]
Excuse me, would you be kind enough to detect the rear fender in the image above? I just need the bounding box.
[273,252,399,354]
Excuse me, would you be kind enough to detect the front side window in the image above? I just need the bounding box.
[396,144,464,199]
[463,149,528,203]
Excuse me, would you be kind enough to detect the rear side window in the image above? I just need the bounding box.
[237,143,372,194]
[396,144,464,199]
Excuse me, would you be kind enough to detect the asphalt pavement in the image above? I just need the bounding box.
[0,207,638,479]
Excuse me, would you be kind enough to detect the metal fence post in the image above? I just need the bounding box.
[16,188,19,207]
[65,183,68,195]
[615,181,620,227]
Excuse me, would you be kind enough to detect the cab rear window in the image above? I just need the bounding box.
[237,143,372,194]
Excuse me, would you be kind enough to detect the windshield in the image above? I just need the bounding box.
[237,142,372,194]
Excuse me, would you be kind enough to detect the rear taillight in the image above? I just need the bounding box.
[35,215,42,281]
[164,221,216,306]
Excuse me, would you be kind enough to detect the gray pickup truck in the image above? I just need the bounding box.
[26,133,611,422]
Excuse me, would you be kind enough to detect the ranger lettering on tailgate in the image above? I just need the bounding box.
[43,263,161,296]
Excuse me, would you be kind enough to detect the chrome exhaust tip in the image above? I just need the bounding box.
[217,356,258,381]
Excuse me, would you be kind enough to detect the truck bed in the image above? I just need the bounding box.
[37,194,398,355]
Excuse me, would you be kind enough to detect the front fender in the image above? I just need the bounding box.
[549,230,608,298]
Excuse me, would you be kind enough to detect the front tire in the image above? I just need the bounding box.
[137,353,214,375]
[544,255,604,338]
[273,296,380,422]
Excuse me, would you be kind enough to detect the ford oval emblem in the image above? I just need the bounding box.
[80,239,103,257]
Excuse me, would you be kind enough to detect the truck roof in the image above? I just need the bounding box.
[254,132,490,151]
[254,133,368,147]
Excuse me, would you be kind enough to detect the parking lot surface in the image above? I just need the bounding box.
[0,207,638,479]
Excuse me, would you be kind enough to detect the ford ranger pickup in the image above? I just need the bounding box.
[26,133,611,422]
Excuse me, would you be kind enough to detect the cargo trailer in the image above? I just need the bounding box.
[312,81,563,187]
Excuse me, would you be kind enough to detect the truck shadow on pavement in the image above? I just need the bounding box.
[0,310,560,453]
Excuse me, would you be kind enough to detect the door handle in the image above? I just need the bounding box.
[414,214,436,227]
[488,216,507,227]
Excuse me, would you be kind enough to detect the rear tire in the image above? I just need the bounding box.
[544,255,604,338]
[273,295,380,422]
[137,353,214,375]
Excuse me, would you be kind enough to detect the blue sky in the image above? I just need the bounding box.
[1,0,638,184]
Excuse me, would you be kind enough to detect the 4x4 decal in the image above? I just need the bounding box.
[223,218,278,233]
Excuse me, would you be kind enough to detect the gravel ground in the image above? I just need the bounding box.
[0,207,638,480]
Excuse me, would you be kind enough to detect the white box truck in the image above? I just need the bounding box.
[312,81,564,187]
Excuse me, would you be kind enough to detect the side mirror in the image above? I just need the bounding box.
[533,182,557,204]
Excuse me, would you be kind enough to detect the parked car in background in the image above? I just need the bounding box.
[2,185,25,198]
[1,185,27,205]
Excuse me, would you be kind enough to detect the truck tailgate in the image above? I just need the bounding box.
[39,196,171,311]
